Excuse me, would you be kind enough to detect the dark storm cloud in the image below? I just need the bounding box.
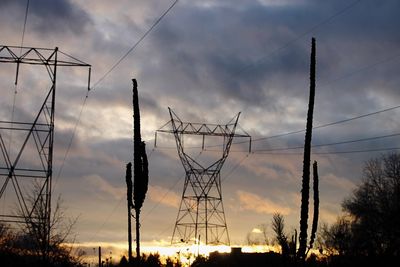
[0,0,92,36]
[61,0,400,245]
[312,0,400,42]
[3,0,400,246]
[137,0,400,122]
[136,2,323,109]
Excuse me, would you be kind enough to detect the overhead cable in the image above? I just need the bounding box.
[91,0,179,90]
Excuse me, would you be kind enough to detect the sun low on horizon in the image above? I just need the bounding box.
[71,241,281,266]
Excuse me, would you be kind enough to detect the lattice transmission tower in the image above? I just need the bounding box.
[156,108,251,245]
[0,45,90,254]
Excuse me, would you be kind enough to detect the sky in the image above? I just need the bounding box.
[1,0,400,260]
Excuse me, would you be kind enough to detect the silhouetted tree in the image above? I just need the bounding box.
[246,232,261,246]
[259,223,270,245]
[119,255,129,267]
[167,257,182,267]
[272,213,290,256]
[143,253,161,267]
[342,153,400,256]
[2,183,80,266]
[246,224,270,246]
[132,79,149,265]
[290,229,297,257]
[18,182,78,265]
[298,37,319,262]
[319,216,353,256]
[191,255,207,267]
[0,222,15,256]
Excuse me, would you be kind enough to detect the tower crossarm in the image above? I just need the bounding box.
[156,108,250,136]
[156,124,249,137]
[155,108,251,153]
[0,45,91,67]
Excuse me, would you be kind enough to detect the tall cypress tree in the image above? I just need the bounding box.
[132,79,149,265]
[298,37,317,262]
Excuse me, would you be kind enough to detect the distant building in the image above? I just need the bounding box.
[199,247,284,267]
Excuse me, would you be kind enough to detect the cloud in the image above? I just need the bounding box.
[251,228,263,234]
[2,0,400,247]
[239,153,300,182]
[237,190,291,215]
[322,173,356,191]
[147,185,180,208]
[0,0,93,39]
[83,174,124,200]
[30,0,92,35]
[320,207,340,224]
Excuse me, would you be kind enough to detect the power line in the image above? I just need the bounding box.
[319,53,400,87]
[143,151,248,222]
[155,103,400,150]
[42,0,388,241]
[88,148,187,242]
[314,105,400,130]
[253,132,400,153]
[157,48,400,151]
[149,131,400,237]
[52,0,178,191]
[222,153,250,182]
[20,0,30,49]
[219,0,363,121]
[315,147,400,155]
[63,0,179,192]
[254,147,400,156]
[231,50,400,145]
[86,143,147,243]
[247,104,400,144]
[143,151,203,219]
[43,0,366,188]
[55,2,180,241]
[87,194,126,243]
[53,0,366,192]
[91,0,179,90]
[155,223,175,239]
[228,0,362,80]
[53,94,89,190]
[8,0,31,157]
[156,129,400,156]
[142,173,184,220]
[149,152,250,240]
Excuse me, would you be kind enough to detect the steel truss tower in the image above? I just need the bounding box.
[0,45,90,254]
[156,108,251,245]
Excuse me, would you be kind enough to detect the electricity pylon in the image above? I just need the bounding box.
[0,45,90,256]
[156,108,251,245]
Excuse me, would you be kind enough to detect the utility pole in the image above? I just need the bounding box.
[98,246,102,267]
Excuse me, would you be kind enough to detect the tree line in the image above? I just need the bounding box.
[244,152,400,267]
